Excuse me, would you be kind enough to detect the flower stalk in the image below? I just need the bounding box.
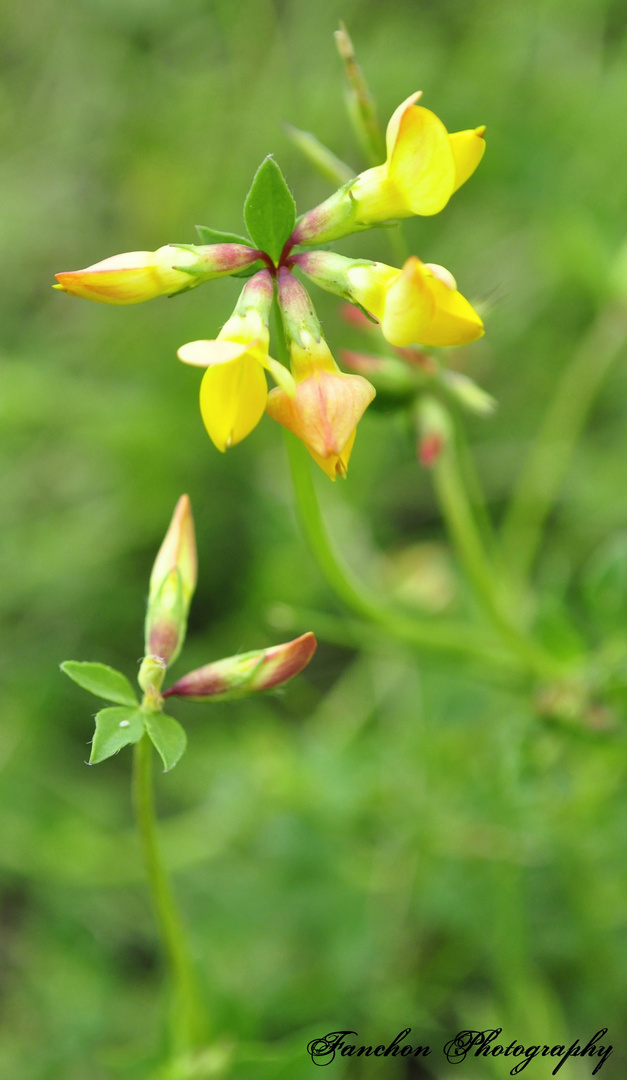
[132,734,207,1055]
[501,301,627,585]
[430,428,566,680]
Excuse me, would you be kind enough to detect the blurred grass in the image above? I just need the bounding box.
[2,0,627,1076]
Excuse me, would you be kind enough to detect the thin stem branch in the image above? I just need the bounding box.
[132,733,206,1055]
[501,302,627,582]
[285,430,517,671]
[431,440,565,680]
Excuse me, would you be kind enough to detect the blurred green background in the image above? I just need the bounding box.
[3,0,627,1076]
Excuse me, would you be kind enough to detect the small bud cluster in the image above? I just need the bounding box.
[61,497,316,771]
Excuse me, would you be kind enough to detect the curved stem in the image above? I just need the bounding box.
[501,302,627,583]
[132,733,206,1055]
[431,440,564,680]
[285,430,519,671]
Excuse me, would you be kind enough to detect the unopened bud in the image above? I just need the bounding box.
[414,396,453,468]
[441,369,496,417]
[145,495,197,667]
[334,21,386,166]
[54,243,261,305]
[163,632,317,702]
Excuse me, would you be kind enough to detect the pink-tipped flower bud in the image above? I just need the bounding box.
[144,495,197,667]
[163,632,317,702]
[414,396,453,468]
[440,369,496,417]
[54,244,261,305]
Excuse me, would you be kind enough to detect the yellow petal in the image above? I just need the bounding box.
[380,257,434,347]
[389,106,456,216]
[261,355,296,397]
[423,262,457,291]
[219,307,269,351]
[420,274,484,347]
[199,355,267,451]
[449,126,486,193]
[385,91,423,159]
[178,339,251,367]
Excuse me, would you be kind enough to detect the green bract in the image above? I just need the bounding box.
[243,155,296,266]
[195,225,251,246]
[60,661,138,707]
[91,707,145,764]
[143,713,187,772]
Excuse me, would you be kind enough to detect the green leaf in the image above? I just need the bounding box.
[243,156,296,265]
[90,707,145,764]
[144,712,187,772]
[195,225,251,247]
[61,661,138,706]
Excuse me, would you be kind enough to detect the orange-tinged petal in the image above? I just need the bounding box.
[200,355,267,451]
[306,429,357,480]
[380,257,434,347]
[55,252,182,305]
[266,371,375,459]
[389,106,456,216]
[449,126,486,193]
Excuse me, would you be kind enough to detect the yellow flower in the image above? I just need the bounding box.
[351,92,486,222]
[295,250,483,348]
[346,256,484,348]
[54,243,260,305]
[177,270,294,452]
[292,93,485,246]
[265,269,375,480]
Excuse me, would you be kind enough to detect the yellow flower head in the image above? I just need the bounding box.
[54,243,261,305]
[178,270,295,452]
[295,250,483,349]
[265,269,375,479]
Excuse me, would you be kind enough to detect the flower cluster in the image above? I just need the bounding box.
[55,93,485,479]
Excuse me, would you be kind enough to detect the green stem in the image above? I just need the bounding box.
[501,302,627,583]
[276,294,526,673]
[132,733,206,1055]
[454,414,498,556]
[431,441,564,680]
[285,430,517,671]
